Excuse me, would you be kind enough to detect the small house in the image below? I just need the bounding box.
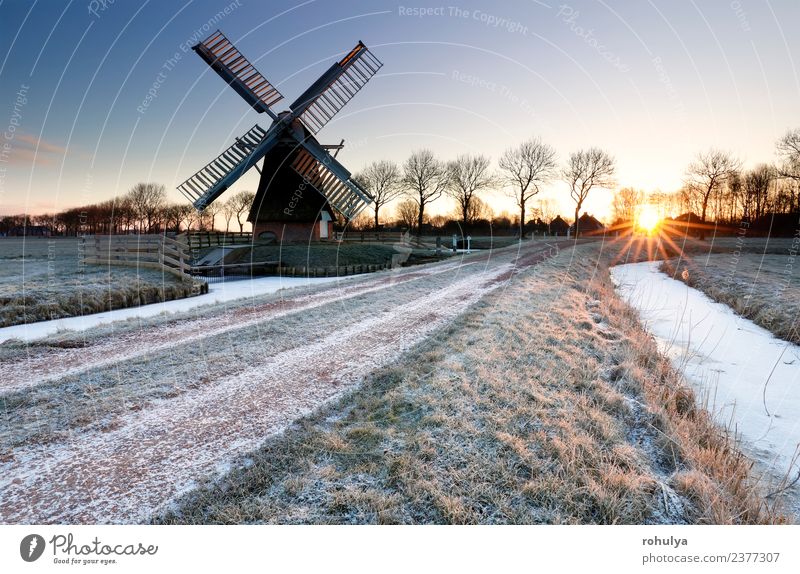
[548,215,570,236]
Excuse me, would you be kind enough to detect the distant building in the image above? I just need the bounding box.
[8,225,51,237]
[549,215,570,236]
[526,217,548,236]
[672,212,701,224]
[570,212,605,235]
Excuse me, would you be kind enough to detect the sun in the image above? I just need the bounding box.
[635,205,661,234]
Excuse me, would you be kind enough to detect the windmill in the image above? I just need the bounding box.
[177,30,382,241]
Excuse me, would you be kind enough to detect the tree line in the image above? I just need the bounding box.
[0,185,255,236]
[353,140,615,237]
[3,127,798,239]
[610,129,800,237]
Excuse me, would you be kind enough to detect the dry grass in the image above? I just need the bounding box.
[156,243,781,524]
[661,251,800,344]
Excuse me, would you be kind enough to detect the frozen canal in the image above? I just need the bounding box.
[611,261,800,517]
[0,274,352,343]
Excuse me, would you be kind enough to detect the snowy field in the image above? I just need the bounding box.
[611,261,800,516]
[0,237,197,327]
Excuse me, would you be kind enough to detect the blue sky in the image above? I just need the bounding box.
[1,0,798,220]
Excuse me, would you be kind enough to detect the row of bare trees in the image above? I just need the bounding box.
[608,129,800,238]
[355,140,616,237]
[2,185,256,236]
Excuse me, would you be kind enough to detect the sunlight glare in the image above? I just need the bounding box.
[635,205,661,233]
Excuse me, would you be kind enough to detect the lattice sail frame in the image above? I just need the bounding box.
[194,30,283,116]
[179,33,383,219]
[290,42,383,134]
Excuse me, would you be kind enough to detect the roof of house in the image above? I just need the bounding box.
[570,212,604,231]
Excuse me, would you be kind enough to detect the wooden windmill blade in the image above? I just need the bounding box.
[193,30,284,118]
[289,41,383,134]
[177,123,282,211]
[290,140,373,220]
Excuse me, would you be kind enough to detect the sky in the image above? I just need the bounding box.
[0,0,798,222]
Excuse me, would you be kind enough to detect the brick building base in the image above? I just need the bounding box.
[253,220,334,243]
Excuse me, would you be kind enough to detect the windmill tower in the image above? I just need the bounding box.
[177,30,382,241]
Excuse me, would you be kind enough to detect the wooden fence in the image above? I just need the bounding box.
[82,234,192,280]
[335,230,410,244]
[177,231,252,251]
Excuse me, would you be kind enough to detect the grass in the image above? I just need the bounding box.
[661,250,800,344]
[228,243,400,268]
[0,238,204,328]
[156,242,779,524]
[0,250,482,451]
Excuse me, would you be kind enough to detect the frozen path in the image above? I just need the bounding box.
[0,241,565,523]
[0,275,351,344]
[611,262,800,502]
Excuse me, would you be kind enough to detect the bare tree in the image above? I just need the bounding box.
[445,154,495,233]
[346,210,373,231]
[226,190,255,232]
[163,203,188,233]
[684,149,741,238]
[777,129,800,209]
[467,196,493,224]
[744,164,775,221]
[777,128,800,165]
[562,148,616,237]
[126,183,166,233]
[529,197,557,227]
[402,150,448,236]
[221,198,236,232]
[113,195,135,234]
[200,202,221,231]
[395,199,420,231]
[356,160,402,230]
[498,137,557,237]
[181,206,200,231]
[611,187,644,224]
[726,171,744,221]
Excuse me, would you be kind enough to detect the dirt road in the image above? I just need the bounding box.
[0,241,566,523]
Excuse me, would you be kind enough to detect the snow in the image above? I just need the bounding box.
[610,261,800,488]
[0,275,353,344]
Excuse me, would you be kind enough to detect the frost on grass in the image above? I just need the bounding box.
[661,253,800,344]
[613,260,800,519]
[0,238,202,327]
[0,243,559,524]
[158,244,778,525]
[0,240,779,525]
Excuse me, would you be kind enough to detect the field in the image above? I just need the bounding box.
[158,241,773,525]
[0,238,203,328]
[228,243,404,268]
[0,237,780,524]
[661,248,800,344]
[0,236,787,524]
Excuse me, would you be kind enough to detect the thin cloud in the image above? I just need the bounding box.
[15,132,67,155]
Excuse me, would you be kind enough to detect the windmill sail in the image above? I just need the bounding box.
[194,30,283,117]
[290,42,382,133]
[178,124,280,211]
[290,141,373,219]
